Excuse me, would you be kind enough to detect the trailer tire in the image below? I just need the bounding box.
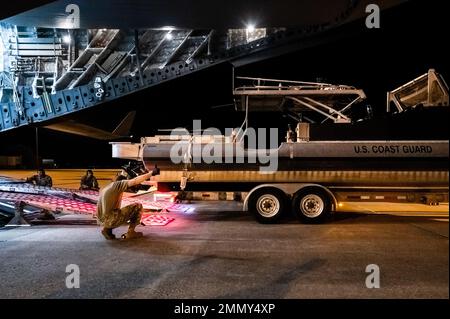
[293,188,331,224]
[248,188,286,224]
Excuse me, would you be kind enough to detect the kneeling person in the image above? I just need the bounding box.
[96,171,153,240]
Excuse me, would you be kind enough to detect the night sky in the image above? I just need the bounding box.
[1,0,448,168]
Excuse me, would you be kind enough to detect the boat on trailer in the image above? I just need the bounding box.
[112,69,448,187]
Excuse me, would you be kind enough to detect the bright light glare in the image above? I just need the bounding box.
[62,35,71,43]
[246,24,255,32]
[165,33,173,40]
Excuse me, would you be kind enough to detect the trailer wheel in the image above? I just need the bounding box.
[248,188,286,224]
[293,188,331,224]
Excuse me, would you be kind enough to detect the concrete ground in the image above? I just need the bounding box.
[0,201,448,299]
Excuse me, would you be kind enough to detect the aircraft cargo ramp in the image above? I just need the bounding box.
[0,0,406,134]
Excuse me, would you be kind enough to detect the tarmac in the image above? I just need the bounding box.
[0,201,448,299]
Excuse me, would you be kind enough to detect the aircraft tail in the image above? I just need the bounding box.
[44,111,136,140]
[112,111,136,136]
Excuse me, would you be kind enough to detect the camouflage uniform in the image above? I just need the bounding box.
[96,180,143,229]
[27,174,52,187]
[80,174,99,190]
[100,203,143,229]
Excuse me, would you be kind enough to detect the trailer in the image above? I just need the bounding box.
[111,70,449,223]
